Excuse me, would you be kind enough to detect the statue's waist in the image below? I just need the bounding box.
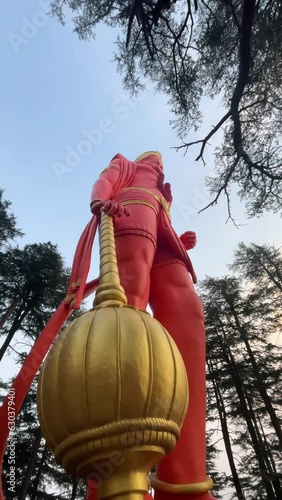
[116,187,170,216]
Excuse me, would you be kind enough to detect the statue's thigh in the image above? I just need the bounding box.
[149,262,204,332]
[113,204,158,247]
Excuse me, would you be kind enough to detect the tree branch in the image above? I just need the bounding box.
[198,155,240,214]
[175,110,232,162]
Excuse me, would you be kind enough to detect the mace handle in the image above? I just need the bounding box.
[93,210,127,308]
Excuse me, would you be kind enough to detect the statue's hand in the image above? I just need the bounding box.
[179,231,197,250]
[91,200,131,218]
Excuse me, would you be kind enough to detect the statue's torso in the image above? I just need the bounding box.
[128,164,161,194]
[112,164,164,245]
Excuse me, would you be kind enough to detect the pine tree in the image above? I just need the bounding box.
[0,191,88,496]
[0,242,71,361]
[2,381,87,499]
[200,267,282,499]
[0,189,23,249]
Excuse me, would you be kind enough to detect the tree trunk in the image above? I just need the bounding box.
[258,415,280,480]
[207,357,246,499]
[71,478,78,500]
[227,297,282,448]
[18,427,42,500]
[257,252,282,292]
[0,296,21,330]
[246,393,282,498]
[0,303,30,361]
[30,442,48,500]
[243,335,282,447]
[217,326,276,500]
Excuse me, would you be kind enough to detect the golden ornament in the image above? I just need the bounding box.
[37,212,188,500]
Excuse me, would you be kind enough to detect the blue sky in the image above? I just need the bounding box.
[1,3,282,495]
[1,2,281,368]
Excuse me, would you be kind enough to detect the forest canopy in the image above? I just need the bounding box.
[50,0,282,219]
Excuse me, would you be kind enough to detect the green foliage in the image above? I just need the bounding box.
[0,193,87,497]
[0,241,72,361]
[0,191,71,359]
[0,189,23,249]
[2,382,86,499]
[50,0,282,217]
[0,242,69,310]
[201,243,282,498]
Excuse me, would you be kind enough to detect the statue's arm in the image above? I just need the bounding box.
[90,157,130,218]
[91,162,120,204]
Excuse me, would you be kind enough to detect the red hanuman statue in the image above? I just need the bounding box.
[88,151,215,500]
[0,151,215,500]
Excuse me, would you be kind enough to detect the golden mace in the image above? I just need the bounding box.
[37,211,188,500]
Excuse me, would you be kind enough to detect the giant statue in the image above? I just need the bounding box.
[87,151,214,500]
[0,151,215,500]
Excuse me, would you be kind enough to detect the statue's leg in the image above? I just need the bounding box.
[149,262,216,500]
[114,234,156,309]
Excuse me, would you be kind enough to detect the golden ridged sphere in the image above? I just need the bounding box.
[37,305,188,479]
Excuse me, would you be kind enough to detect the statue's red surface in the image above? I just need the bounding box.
[87,152,215,500]
[0,152,215,500]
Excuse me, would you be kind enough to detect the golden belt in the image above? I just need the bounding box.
[120,187,171,217]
